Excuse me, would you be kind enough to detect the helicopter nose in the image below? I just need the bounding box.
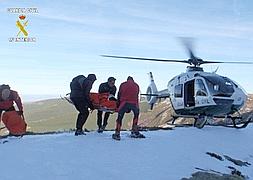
[230,88,247,112]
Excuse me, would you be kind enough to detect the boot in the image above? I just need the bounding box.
[130,130,145,138]
[101,125,106,131]
[97,126,103,133]
[75,129,86,136]
[112,132,121,141]
[84,128,90,132]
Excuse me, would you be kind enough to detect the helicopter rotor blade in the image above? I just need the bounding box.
[102,55,253,65]
[201,61,253,64]
[101,55,189,64]
[180,37,197,60]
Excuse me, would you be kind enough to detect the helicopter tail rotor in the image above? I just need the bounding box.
[145,72,158,110]
[140,72,170,109]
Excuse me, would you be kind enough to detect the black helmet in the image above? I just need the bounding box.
[87,74,97,81]
[127,76,133,81]
[0,84,10,90]
[108,77,116,82]
[0,84,11,100]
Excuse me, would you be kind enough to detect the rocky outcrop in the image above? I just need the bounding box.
[181,171,245,180]
[182,152,251,180]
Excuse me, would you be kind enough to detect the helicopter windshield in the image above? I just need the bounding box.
[202,75,235,97]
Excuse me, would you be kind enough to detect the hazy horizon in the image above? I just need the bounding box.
[21,94,60,102]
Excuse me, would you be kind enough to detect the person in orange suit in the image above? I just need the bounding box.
[0,84,23,117]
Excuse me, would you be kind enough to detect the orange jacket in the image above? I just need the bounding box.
[0,90,23,111]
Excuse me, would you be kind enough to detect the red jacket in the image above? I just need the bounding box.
[0,90,23,111]
[118,80,139,109]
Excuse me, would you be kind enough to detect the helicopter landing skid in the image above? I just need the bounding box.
[214,111,252,129]
[232,117,251,129]
[171,114,252,129]
[221,116,252,129]
[193,116,209,129]
[171,115,209,129]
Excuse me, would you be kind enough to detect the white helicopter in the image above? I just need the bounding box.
[102,41,253,129]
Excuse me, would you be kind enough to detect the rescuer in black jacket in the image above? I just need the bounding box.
[70,74,97,136]
[97,77,117,133]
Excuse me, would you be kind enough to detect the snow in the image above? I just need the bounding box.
[1,125,253,180]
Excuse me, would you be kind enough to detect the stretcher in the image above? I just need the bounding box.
[63,93,117,112]
[89,93,117,112]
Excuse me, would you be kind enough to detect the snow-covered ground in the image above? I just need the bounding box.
[1,124,253,180]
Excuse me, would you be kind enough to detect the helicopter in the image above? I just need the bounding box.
[102,40,253,129]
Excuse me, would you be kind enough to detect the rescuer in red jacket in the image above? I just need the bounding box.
[112,76,145,140]
[0,85,23,116]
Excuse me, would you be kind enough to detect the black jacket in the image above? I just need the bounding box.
[98,82,116,95]
[70,75,94,106]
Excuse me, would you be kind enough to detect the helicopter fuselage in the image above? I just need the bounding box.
[167,67,247,116]
[102,42,252,128]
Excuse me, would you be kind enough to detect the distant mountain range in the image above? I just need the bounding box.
[21,94,60,102]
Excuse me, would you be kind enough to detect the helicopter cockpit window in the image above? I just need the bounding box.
[195,79,207,96]
[203,75,234,97]
[174,84,183,98]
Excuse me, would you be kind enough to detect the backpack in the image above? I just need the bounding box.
[0,84,11,101]
[70,75,86,90]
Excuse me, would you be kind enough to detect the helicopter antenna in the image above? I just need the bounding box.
[149,72,154,82]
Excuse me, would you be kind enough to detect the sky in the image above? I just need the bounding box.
[0,0,253,100]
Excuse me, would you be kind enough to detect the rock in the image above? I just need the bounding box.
[206,152,224,161]
[224,155,251,167]
[181,171,245,180]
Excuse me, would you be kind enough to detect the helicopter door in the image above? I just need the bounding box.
[184,80,195,107]
[173,84,184,109]
[195,79,209,107]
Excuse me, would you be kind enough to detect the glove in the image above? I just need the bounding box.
[116,100,120,108]
[108,94,117,101]
[89,104,95,110]
[17,111,23,116]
